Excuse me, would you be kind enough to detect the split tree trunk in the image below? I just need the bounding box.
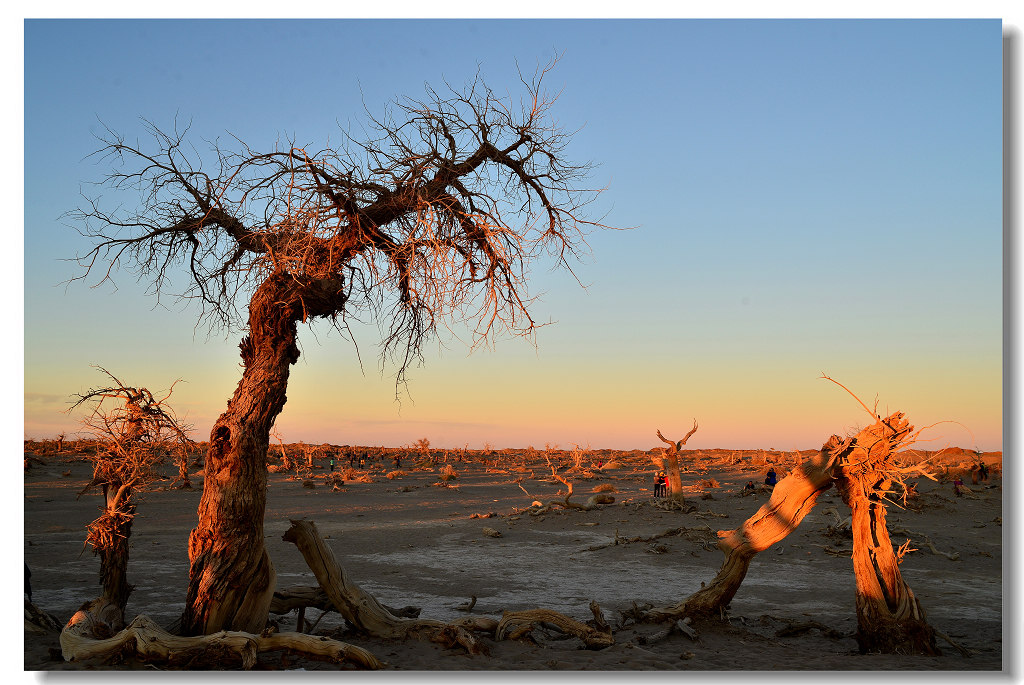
[180,277,302,635]
[832,414,939,655]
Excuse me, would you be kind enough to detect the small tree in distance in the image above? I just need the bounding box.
[70,59,612,636]
[70,367,194,627]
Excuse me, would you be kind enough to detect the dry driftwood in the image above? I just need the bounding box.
[638,617,698,645]
[495,608,614,649]
[60,613,383,669]
[282,519,496,653]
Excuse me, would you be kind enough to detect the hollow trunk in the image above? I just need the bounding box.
[180,276,301,636]
[646,444,836,622]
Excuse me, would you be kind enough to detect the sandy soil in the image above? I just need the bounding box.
[23,447,1003,671]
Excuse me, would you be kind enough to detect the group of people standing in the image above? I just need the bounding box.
[652,466,780,498]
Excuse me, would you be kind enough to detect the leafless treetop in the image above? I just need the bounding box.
[70,61,611,379]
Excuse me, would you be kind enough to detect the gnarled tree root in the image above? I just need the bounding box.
[60,613,383,669]
[283,519,496,654]
[495,608,614,649]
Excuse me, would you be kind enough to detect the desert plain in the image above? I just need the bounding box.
[24,444,1002,671]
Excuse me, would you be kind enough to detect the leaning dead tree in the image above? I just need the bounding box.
[656,420,698,502]
[70,60,609,637]
[645,429,836,623]
[645,403,943,655]
[67,367,194,628]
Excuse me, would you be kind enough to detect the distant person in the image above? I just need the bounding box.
[979,462,989,482]
[394,455,402,468]
[765,467,778,488]
[953,476,965,497]
[653,471,666,497]
[743,480,756,492]
[329,456,335,472]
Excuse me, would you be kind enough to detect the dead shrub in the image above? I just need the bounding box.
[438,464,459,481]
[697,478,720,488]
[386,470,407,479]
[592,483,617,493]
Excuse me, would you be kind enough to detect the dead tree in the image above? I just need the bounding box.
[68,367,194,628]
[647,407,943,655]
[656,420,699,502]
[70,60,609,636]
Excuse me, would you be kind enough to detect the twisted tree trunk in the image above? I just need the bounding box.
[180,276,301,635]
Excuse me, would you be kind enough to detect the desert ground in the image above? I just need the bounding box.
[24,444,1002,671]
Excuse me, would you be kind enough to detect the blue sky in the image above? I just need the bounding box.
[22,18,1004,450]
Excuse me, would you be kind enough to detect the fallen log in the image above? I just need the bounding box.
[282,519,495,654]
[495,608,614,649]
[60,613,383,669]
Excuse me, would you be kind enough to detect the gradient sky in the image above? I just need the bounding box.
[22,18,1003,451]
